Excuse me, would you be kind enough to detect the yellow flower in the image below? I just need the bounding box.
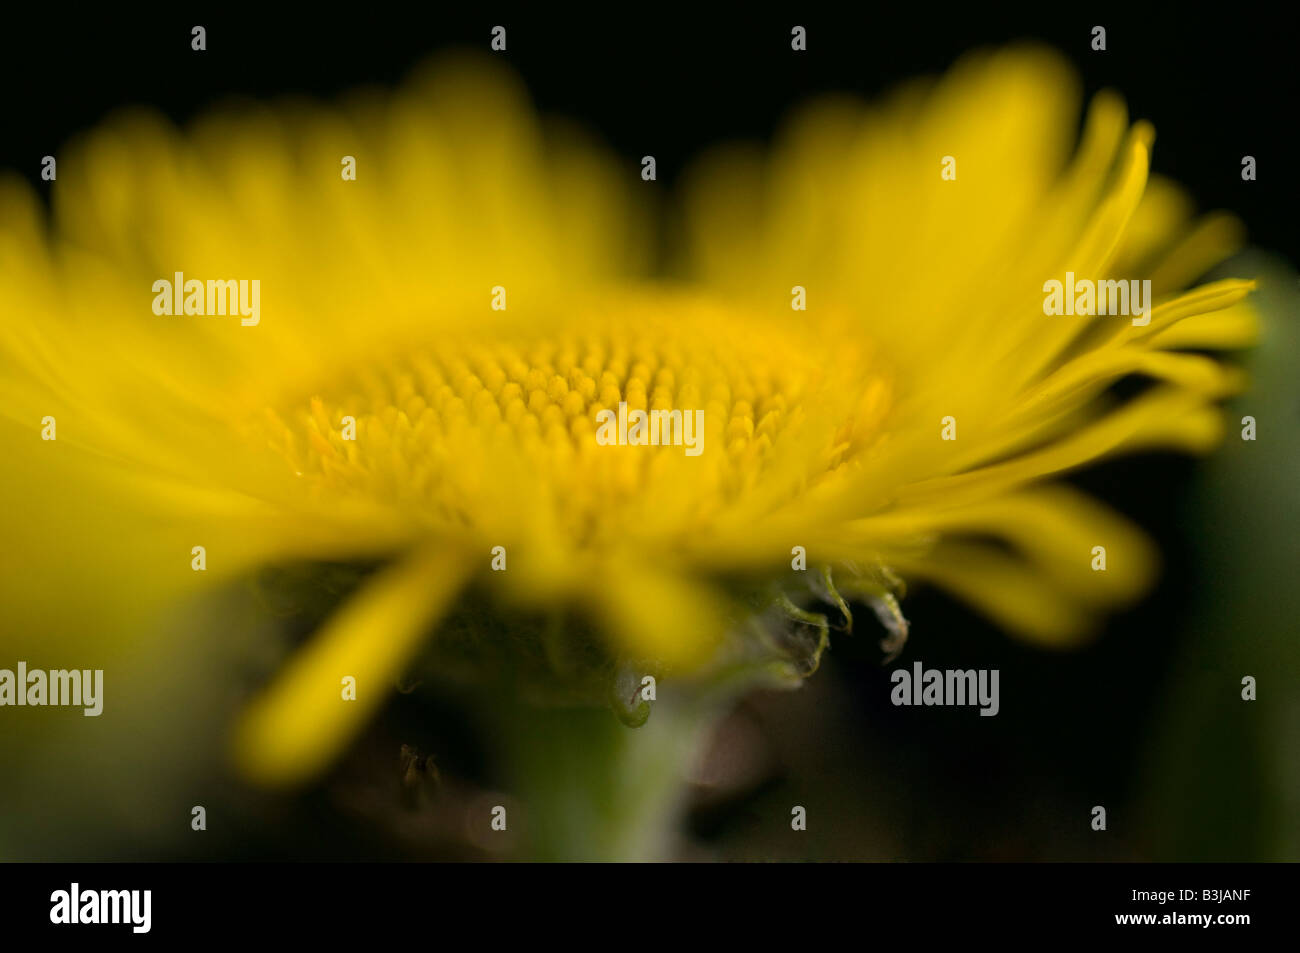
[0,47,1256,787]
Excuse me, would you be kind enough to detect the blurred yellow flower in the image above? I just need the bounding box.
[0,48,1256,787]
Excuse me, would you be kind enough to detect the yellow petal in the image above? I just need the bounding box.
[587,556,732,670]
[855,484,1156,607]
[1146,304,1259,350]
[902,385,1223,507]
[890,541,1091,645]
[231,544,470,788]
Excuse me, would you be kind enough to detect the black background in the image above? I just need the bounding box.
[2,10,1296,261]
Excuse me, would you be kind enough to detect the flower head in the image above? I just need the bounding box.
[0,48,1256,786]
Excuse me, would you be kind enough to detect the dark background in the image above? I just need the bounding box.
[3,9,1297,261]
[1,8,1294,861]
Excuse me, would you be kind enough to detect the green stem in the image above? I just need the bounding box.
[487,660,798,861]
[491,695,715,861]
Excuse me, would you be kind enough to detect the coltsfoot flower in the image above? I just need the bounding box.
[0,48,1256,787]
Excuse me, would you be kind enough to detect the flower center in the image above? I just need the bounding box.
[250,294,892,543]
